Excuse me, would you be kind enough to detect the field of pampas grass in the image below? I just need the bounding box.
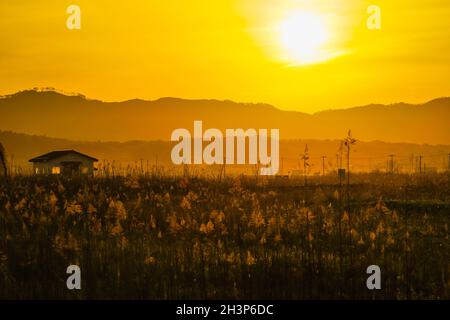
[0,173,449,299]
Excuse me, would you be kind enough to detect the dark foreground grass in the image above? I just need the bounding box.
[0,173,448,299]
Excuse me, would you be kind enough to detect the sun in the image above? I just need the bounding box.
[278,11,332,65]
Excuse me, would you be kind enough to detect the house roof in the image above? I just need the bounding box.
[29,150,98,163]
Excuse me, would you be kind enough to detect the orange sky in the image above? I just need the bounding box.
[1,0,450,112]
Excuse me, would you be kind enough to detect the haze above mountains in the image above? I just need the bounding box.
[1,89,449,145]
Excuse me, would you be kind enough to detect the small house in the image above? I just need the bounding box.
[29,150,98,176]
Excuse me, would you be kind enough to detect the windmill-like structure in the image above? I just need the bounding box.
[301,144,310,205]
[343,130,357,207]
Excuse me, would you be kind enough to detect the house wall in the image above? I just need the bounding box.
[33,153,96,175]
[33,162,51,174]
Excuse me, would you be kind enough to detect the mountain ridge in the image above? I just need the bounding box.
[1,89,449,144]
[3,88,450,114]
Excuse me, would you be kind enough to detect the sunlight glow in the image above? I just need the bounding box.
[278,11,333,65]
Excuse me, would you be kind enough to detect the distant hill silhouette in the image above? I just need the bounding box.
[0,89,449,144]
[1,130,449,174]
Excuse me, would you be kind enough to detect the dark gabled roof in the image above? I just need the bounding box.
[29,150,98,163]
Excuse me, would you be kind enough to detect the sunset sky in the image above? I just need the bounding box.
[1,0,450,112]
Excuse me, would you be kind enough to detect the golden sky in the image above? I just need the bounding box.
[1,0,449,112]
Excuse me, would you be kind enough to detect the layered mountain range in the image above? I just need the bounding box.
[1,89,449,144]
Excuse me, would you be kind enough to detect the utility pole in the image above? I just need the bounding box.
[321,156,327,176]
[419,155,422,175]
[220,156,226,181]
[223,157,226,179]
[415,156,418,174]
[389,154,395,174]
[339,143,343,169]
[112,160,115,177]
[183,161,188,177]
[255,160,260,183]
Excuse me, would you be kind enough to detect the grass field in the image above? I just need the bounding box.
[0,173,449,299]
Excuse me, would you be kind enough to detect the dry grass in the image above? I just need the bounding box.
[0,173,448,299]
